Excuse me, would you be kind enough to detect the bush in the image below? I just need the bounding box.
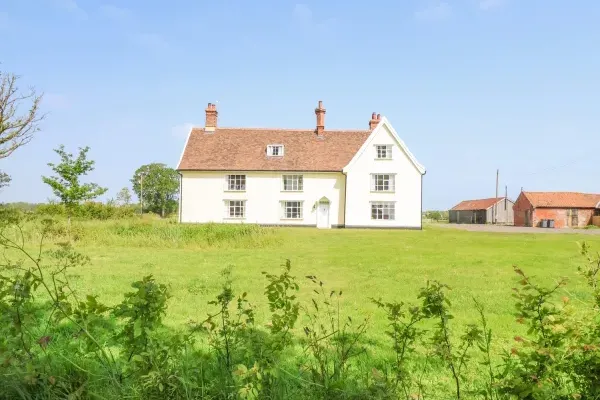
[35,202,137,220]
[2,213,600,399]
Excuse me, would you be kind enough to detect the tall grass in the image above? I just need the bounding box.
[22,218,279,249]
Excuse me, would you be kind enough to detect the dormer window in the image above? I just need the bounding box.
[267,144,284,157]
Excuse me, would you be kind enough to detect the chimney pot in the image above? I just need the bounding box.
[205,102,218,131]
[315,100,326,135]
[377,113,381,120]
[369,111,380,130]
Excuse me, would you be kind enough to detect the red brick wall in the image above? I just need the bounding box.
[533,208,595,228]
[513,193,533,226]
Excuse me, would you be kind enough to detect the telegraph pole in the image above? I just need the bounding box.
[494,169,499,224]
[505,185,508,222]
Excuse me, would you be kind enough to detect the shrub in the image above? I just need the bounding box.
[2,212,600,399]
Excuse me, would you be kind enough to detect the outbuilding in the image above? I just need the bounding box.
[513,192,600,228]
[449,197,514,224]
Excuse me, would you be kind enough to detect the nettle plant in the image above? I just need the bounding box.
[2,206,600,399]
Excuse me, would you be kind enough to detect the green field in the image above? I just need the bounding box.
[4,218,600,398]
[66,221,599,349]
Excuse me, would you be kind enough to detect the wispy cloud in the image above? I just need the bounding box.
[99,4,131,21]
[44,93,71,110]
[414,2,451,22]
[52,0,87,19]
[292,4,337,39]
[479,0,506,10]
[129,33,169,53]
[171,123,194,139]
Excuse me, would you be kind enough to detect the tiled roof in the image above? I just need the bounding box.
[177,127,371,172]
[523,192,600,208]
[451,197,507,211]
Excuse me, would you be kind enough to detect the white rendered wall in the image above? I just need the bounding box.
[344,124,423,228]
[180,171,346,226]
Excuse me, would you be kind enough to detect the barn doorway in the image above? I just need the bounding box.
[567,209,578,227]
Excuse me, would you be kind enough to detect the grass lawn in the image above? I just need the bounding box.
[65,222,600,354]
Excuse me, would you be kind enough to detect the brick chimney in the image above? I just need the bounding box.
[205,102,218,132]
[369,112,381,130]
[315,100,326,135]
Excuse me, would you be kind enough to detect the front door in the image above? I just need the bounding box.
[317,202,330,229]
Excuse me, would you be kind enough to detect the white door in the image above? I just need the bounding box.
[317,202,330,229]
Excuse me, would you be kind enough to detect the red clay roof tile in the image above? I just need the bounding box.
[177,127,371,172]
[451,198,507,211]
[522,192,600,208]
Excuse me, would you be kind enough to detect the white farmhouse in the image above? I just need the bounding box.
[177,101,426,229]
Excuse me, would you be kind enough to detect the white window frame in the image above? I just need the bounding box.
[281,200,303,220]
[282,174,304,192]
[267,144,284,157]
[370,174,395,192]
[225,200,246,219]
[371,201,395,220]
[226,174,246,191]
[375,145,392,160]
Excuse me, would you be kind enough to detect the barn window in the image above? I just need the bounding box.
[371,174,395,192]
[371,202,395,220]
[595,209,600,216]
[375,145,392,159]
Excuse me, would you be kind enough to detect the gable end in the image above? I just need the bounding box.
[342,117,425,175]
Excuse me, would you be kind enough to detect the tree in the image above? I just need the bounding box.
[0,171,10,190]
[131,163,179,217]
[116,187,132,206]
[0,68,45,187]
[42,145,107,221]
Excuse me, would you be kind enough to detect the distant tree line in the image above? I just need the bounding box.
[423,210,449,222]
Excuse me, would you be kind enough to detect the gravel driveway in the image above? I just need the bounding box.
[435,223,600,235]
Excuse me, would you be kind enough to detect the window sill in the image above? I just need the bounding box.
[224,217,246,220]
[374,158,393,161]
[281,190,304,193]
[224,190,246,193]
[281,218,304,221]
[371,219,396,221]
[370,191,396,194]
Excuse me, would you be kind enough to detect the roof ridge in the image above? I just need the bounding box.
[524,191,599,195]
[191,126,369,132]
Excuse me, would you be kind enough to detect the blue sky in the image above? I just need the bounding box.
[0,0,599,210]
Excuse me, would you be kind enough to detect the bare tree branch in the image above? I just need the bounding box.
[0,70,45,159]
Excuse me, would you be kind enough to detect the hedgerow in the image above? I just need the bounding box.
[1,208,600,399]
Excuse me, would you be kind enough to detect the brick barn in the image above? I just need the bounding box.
[513,192,600,228]
[449,197,514,224]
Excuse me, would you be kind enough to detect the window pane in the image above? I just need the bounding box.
[283,175,303,191]
[228,200,245,218]
[371,202,395,220]
[283,201,302,219]
[228,175,246,191]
